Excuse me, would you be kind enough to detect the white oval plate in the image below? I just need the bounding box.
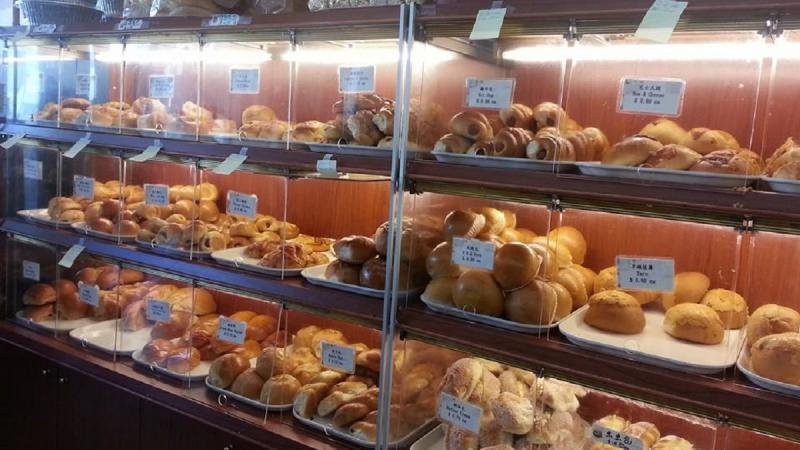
[576,162,756,189]
[420,293,562,333]
[69,319,153,356]
[737,347,800,398]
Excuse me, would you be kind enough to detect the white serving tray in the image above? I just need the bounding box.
[204,377,292,411]
[294,410,434,448]
[17,208,72,226]
[15,310,95,333]
[737,347,800,398]
[761,176,800,194]
[134,239,212,258]
[69,319,153,356]
[131,348,213,382]
[432,150,576,172]
[420,293,562,334]
[558,306,743,374]
[576,162,756,189]
[212,246,333,278]
[301,264,422,299]
[410,424,444,450]
[72,222,137,242]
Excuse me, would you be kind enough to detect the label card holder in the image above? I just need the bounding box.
[129,140,163,162]
[73,175,95,200]
[213,147,248,175]
[23,158,43,180]
[321,342,355,374]
[146,299,171,323]
[78,281,100,307]
[229,67,260,94]
[226,191,258,220]
[452,237,496,271]
[149,75,175,99]
[22,260,40,281]
[465,78,515,110]
[590,424,646,450]
[58,240,86,268]
[1,133,26,150]
[63,134,92,159]
[635,0,688,43]
[144,183,170,206]
[438,392,482,433]
[469,7,507,40]
[116,19,148,31]
[616,256,675,292]
[338,65,376,94]
[316,153,338,176]
[217,317,246,345]
[618,77,685,117]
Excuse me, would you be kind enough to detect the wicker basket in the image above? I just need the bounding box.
[97,0,124,17]
[17,0,103,25]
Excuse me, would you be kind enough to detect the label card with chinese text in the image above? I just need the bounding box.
[469,8,507,40]
[452,237,495,271]
[465,78,514,110]
[58,243,85,268]
[75,74,94,97]
[23,159,43,180]
[149,75,175,99]
[619,77,685,116]
[22,260,40,281]
[438,392,482,433]
[229,68,260,94]
[78,282,100,307]
[146,299,171,323]
[590,424,645,450]
[226,191,258,219]
[635,0,688,43]
[144,184,170,206]
[321,342,355,373]
[616,256,675,292]
[339,66,376,94]
[73,175,95,200]
[217,317,246,345]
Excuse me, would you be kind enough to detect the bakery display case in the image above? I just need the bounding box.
[9,39,62,126]
[6,235,62,334]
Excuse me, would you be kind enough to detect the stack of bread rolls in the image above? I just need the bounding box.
[584,269,749,345]
[745,304,800,386]
[423,206,595,326]
[433,102,609,162]
[604,118,765,176]
[765,137,800,180]
[46,179,143,225]
[589,414,695,449]
[438,357,589,449]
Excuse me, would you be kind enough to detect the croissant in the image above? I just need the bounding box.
[499,103,534,129]
[526,131,577,161]
[433,133,473,154]
[347,110,384,146]
[493,127,534,158]
[449,111,494,141]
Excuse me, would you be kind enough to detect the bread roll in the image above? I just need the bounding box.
[293,325,320,349]
[547,226,587,265]
[555,266,590,309]
[700,289,747,329]
[333,235,377,264]
[255,346,288,378]
[664,303,725,344]
[505,279,560,325]
[549,280,574,321]
[602,135,662,166]
[439,357,484,400]
[324,260,361,285]
[450,110,494,141]
[751,332,800,386]
[490,392,533,434]
[151,310,193,340]
[426,242,462,279]
[57,292,90,320]
[231,369,266,400]
[690,149,764,176]
[293,382,330,418]
[594,266,658,305]
[585,290,645,334]
[492,242,541,290]
[680,127,738,155]
[433,133,473,154]
[660,272,710,311]
[652,435,695,450]
[422,277,456,306]
[639,118,688,145]
[473,207,506,235]
[208,353,250,389]
[23,304,54,322]
[23,284,57,305]
[242,105,276,124]
[171,287,217,315]
[642,144,702,170]
[261,374,302,405]
[443,210,486,242]
[625,422,661,448]
[746,304,800,347]
[452,270,504,316]
[499,103,534,129]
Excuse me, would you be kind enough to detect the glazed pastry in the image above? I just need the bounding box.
[625,422,661,448]
[642,144,702,170]
[602,135,662,166]
[680,127,739,154]
[690,149,764,176]
[449,111,494,141]
[499,103,534,129]
[433,133,473,154]
[639,118,688,145]
[664,303,725,344]
[493,127,534,158]
[584,290,645,334]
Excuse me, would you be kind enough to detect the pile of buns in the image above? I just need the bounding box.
[245,235,333,270]
[589,414,695,449]
[325,218,440,291]
[46,180,143,224]
[584,269,749,345]
[438,357,589,449]
[603,118,765,176]
[765,137,800,180]
[433,102,609,162]
[423,207,595,326]
[745,304,800,386]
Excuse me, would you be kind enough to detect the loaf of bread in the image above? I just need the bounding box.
[584,290,645,334]
[663,303,724,344]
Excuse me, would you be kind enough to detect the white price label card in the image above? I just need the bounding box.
[316,153,337,176]
[206,14,242,27]
[63,134,92,158]
[22,260,40,281]
[146,299,172,323]
[149,75,175,99]
[619,77,685,117]
[452,237,495,271]
[465,78,514,109]
[73,175,95,200]
[469,8,507,40]
[144,184,170,206]
[217,317,246,345]
[31,24,57,34]
[229,68,260,94]
[213,148,248,175]
[78,281,100,307]
[226,191,258,219]
[116,19,147,30]
[438,392,482,433]
[590,425,645,450]
[635,0,688,43]
[616,256,675,292]
[23,158,43,180]
[338,65,376,94]
[58,241,85,268]
[1,133,25,150]
[321,342,355,373]
[129,140,163,162]
[75,74,93,97]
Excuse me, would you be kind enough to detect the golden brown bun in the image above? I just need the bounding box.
[426,242,462,279]
[660,272,711,311]
[324,260,362,285]
[242,105,276,124]
[246,315,277,342]
[333,235,377,264]
[547,226,587,265]
[549,280,574,321]
[652,435,695,450]
[452,270,504,316]
[594,266,658,305]
[625,422,661,448]
[164,347,201,374]
[473,207,506,235]
[639,118,688,145]
[700,289,748,329]
[23,305,54,322]
[23,283,57,306]
[492,242,541,290]
[422,277,457,306]
[746,304,800,347]
[311,328,348,359]
[229,221,257,238]
[293,382,329,418]
[230,369,265,400]
[505,279,559,325]
[443,210,486,242]
[602,135,662,166]
[208,353,251,389]
[261,374,302,405]
[57,292,90,320]
[255,347,288,378]
[169,287,217,316]
[293,325,321,349]
[115,220,140,236]
[642,144,702,170]
[585,290,645,334]
[663,303,724,344]
[89,217,114,234]
[680,127,739,155]
[528,238,573,271]
[751,332,800,385]
[359,256,386,290]
[450,110,494,141]
[555,266,590,309]
[595,414,630,432]
[96,268,145,290]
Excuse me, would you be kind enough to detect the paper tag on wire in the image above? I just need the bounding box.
[73,175,95,200]
[590,424,645,450]
[226,191,258,219]
[217,317,246,344]
[469,7,507,40]
[63,134,92,158]
[452,237,495,270]
[146,299,171,323]
[78,281,100,307]
[316,153,338,176]
[144,184,170,206]
[616,256,675,292]
[321,342,355,373]
[129,140,162,162]
[339,65,376,94]
[116,19,148,30]
[23,159,43,180]
[618,77,685,116]
[465,78,514,109]
[438,392,482,433]
[1,133,25,150]
[635,0,688,43]
[213,147,248,175]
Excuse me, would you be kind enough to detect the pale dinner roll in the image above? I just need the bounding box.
[472,207,506,235]
[452,270,504,316]
[750,332,800,386]
[594,266,658,305]
[426,242,462,279]
[555,266,590,309]
[549,280,574,320]
[699,289,748,329]
[492,242,541,291]
[660,271,710,311]
[547,226,587,265]
[443,210,485,242]
[639,118,688,145]
[663,303,724,345]
[527,242,559,278]
[505,279,559,325]
[746,304,800,347]
[501,210,516,229]
[515,228,537,243]
[584,290,645,334]
[422,277,457,306]
[529,239,572,270]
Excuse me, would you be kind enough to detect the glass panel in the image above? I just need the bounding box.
[62,150,125,243]
[6,236,60,337]
[725,427,800,450]
[199,40,292,148]
[5,144,62,225]
[59,42,125,133]
[11,40,62,125]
